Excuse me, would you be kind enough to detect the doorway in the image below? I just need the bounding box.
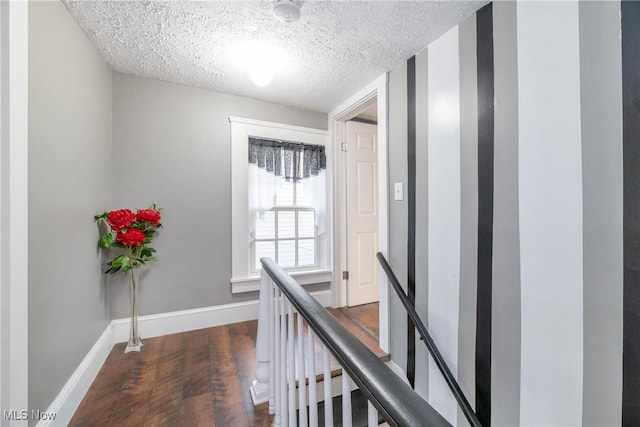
[328,74,389,353]
[345,114,379,307]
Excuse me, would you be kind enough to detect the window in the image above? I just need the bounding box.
[248,136,326,273]
[252,180,318,272]
[230,117,331,293]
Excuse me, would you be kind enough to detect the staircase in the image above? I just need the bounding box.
[283,306,390,392]
[261,306,392,426]
[251,259,450,427]
[326,307,389,363]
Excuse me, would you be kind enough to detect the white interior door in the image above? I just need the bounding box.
[346,121,379,306]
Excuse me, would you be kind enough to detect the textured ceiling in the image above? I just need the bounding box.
[64,0,487,113]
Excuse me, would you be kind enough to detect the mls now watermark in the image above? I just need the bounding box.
[3,409,57,421]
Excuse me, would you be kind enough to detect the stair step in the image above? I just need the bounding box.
[326,307,387,360]
[290,307,389,387]
[297,389,386,427]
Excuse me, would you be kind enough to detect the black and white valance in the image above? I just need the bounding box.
[248,137,326,182]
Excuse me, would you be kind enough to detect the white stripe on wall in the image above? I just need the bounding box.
[414,49,430,400]
[517,2,584,425]
[427,25,461,425]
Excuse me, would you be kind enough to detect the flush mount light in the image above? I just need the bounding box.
[249,68,274,87]
[273,0,301,23]
[231,43,288,87]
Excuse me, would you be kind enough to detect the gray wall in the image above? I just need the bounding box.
[579,2,623,424]
[110,73,327,318]
[387,62,409,377]
[28,0,112,417]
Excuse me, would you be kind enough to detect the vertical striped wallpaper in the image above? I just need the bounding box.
[622,2,640,425]
[407,55,417,388]
[427,24,462,424]
[474,5,494,426]
[457,12,479,427]
[386,1,638,425]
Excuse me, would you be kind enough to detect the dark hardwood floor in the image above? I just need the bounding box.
[69,303,380,427]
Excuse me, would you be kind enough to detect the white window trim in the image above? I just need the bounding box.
[229,116,331,293]
[231,269,332,294]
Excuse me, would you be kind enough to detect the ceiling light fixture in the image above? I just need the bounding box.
[232,43,288,87]
[273,0,301,23]
[249,68,274,87]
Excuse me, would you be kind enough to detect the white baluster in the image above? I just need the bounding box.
[269,283,276,415]
[297,314,307,426]
[287,301,296,424]
[342,373,353,427]
[322,347,333,426]
[367,401,378,427]
[280,294,288,426]
[269,281,278,414]
[251,269,272,405]
[307,329,318,427]
[274,287,282,426]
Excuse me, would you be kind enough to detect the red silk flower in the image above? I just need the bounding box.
[116,228,146,246]
[136,209,162,225]
[107,209,136,231]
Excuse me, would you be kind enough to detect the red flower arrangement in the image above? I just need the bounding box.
[94,205,162,274]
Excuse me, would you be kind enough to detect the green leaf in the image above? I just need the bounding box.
[98,233,113,249]
[111,255,130,269]
[94,212,108,221]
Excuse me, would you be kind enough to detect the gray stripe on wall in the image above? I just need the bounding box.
[414,49,430,400]
[457,14,478,426]
[388,64,409,375]
[579,2,624,425]
[491,2,521,425]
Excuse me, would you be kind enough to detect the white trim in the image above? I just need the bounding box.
[328,74,390,353]
[36,326,114,427]
[230,117,330,284]
[231,270,332,294]
[112,290,332,343]
[228,116,329,136]
[1,2,29,424]
[38,291,332,425]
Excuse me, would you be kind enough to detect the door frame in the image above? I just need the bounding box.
[328,74,389,352]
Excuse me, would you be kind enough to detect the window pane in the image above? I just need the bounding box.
[254,211,275,240]
[278,211,296,238]
[278,241,296,267]
[298,239,316,267]
[298,211,315,238]
[276,181,294,206]
[255,241,275,271]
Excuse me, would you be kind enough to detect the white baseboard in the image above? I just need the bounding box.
[39,290,332,425]
[37,325,114,427]
[112,289,331,343]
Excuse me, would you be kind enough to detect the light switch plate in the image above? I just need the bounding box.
[394,182,403,201]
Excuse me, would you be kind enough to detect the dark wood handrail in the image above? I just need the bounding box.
[260,257,450,427]
[376,252,482,427]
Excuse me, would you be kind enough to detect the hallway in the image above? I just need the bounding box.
[69,304,380,426]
